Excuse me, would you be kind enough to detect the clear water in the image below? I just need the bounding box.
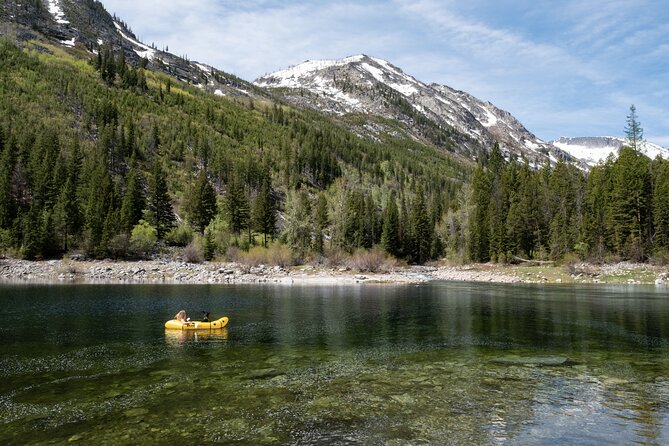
[1,282,668,445]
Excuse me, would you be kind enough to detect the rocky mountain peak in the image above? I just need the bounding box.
[0,0,263,99]
[256,55,572,165]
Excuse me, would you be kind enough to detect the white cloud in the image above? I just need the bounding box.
[99,0,669,145]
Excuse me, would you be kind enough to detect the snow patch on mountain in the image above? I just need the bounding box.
[47,0,69,25]
[552,137,669,166]
[256,55,571,165]
[61,36,76,47]
[256,55,365,88]
[113,21,155,60]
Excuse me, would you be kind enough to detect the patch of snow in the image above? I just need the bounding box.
[196,63,211,74]
[524,140,540,150]
[61,37,76,47]
[551,138,622,167]
[255,55,365,87]
[359,62,418,96]
[114,22,156,60]
[371,57,420,85]
[97,39,104,46]
[360,62,385,83]
[389,82,418,96]
[214,89,225,96]
[48,0,69,24]
[480,106,498,127]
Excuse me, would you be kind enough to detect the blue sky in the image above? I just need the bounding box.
[100,0,669,145]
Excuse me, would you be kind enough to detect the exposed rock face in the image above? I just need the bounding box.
[0,0,264,99]
[256,55,573,165]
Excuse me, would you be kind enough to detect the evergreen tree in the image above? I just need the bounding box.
[313,192,329,254]
[0,134,17,228]
[468,166,490,262]
[609,147,651,260]
[624,104,644,152]
[119,166,145,233]
[343,189,366,251]
[252,179,276,247]
[224,174,249,236]
[190,170,218,233]
[583,164,612,260]
[547,161,584,260]
[653,158,669,250]
[82,159,114,256]
[408,186,432,264]
[381,194,401,257]
[148,162,174,238]
[487,143,508,262]
[54,176,79,252]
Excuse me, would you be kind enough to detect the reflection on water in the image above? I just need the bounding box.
[0,282,668,444]
[164,328,229,345]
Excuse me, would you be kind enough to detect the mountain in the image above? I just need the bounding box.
[255,54,574,165]
[0,0,262,98]
[552,137,669,167]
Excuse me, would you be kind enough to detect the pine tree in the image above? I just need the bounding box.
[0,133,17,229]
[487,143,508,262]
[313,192,329,254]
[381,194,400,257]
[624,104,643,152]
[82,160,114,256]
[190,170,218,233]
[148,162,174,238]
[468,166,490,262]
[224,174,249,236]
[54,176,79,252]
[653,158,669,250]
[609,146,651,260]
[583,164,612,260]
[120,166,145,233]
[408,186,432,264]
[343,189,365,250]
[252,179,276,247]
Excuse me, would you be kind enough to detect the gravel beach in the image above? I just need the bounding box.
[0,258,523,285]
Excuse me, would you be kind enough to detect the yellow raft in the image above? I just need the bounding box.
[164,316,229,330]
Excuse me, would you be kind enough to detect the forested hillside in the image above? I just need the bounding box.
[0,37,467,264]
[461,141,669,264]
[1,25,668,266]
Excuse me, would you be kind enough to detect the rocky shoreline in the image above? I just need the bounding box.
[0,258,666,286]
[0,258,521,285]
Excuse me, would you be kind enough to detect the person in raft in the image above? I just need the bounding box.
[174,310,190,323]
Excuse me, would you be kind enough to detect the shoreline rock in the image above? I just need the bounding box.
[0,258,666,286]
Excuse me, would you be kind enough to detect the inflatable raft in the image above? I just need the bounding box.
[164,316,229,330]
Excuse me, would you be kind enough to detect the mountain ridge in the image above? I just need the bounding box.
[0,0,264,99]
[255,54,575,166]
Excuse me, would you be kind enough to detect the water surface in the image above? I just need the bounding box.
[1,282,668,444]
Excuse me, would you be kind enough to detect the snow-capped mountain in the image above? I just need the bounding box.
[0,0,261,98]
[256,55,572,164]
[552,137,669,167]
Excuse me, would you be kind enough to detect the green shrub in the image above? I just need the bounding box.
[165,222,195,247]
[130,220,158,256]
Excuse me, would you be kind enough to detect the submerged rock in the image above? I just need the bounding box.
[491,355,570,366]
[124,407,149,417]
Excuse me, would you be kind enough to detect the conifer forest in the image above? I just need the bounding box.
[1,38,668,265]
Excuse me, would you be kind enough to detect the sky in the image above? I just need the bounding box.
[99,0,669,145]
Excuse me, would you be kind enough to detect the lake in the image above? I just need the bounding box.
[1,282,668,445]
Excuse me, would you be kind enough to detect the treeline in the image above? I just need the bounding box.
[453,143,669,263]
[0,39,464,263]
